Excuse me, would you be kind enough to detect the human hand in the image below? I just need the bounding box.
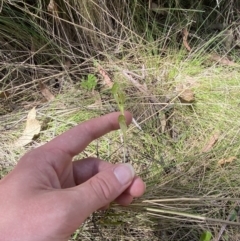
[0,112,145,241]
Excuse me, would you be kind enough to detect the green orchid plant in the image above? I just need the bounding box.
[111,82,128,162]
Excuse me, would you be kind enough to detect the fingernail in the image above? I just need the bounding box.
[114,164,135,185]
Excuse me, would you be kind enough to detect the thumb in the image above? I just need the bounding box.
[70,163,135,221]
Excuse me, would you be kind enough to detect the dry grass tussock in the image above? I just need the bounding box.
[1,0,240,240]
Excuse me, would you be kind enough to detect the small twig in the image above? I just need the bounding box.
[123,70,145,80]
[146,207,240,226]
[119,130,126,163]
[132,118,142,131]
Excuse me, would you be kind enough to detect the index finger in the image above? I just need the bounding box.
[43,111,132,157]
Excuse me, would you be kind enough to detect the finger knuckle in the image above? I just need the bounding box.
[89,176,113,203]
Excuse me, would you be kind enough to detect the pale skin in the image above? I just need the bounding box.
[0,112,145,241]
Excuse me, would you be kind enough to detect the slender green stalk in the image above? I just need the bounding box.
[111,83,128,162]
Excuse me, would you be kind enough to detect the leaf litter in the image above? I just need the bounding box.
[14,107,41,147]
[202,131,220,153]
[218,156,237,166]
[39,81,55,102]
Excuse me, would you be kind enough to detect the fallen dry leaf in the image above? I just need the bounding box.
[182,28,191,52]
[98,66,113,88]
[15,107,41,147]
[39,81,55,102]
[202,131,220,153]
[47,0,60,23]
[218,156,236,166]
[176,82,195,103]
[47,0,57,13]
[179,89,195,103]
